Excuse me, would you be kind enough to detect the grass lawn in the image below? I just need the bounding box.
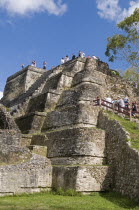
[0,192,139,210]
[106,111,139,150]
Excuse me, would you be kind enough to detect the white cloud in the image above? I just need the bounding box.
[0,0,67,16]
[96,0,139,22]
[96,0,121,21]
[119,1,139,21]
[0,92,3,99]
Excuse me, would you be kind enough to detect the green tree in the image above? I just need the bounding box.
[105,8,139,70]
[123,67,139,83]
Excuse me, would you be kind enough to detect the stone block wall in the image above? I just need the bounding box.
[0,130,21,146]
[98,111,139,201]
[46,127,106,165]
[3,66,46,103]
[52,165,113,192]
[40,58,110,192]
[26,90,61,114]
[0,144,31,164]
[0,155,52,195]
[16,112,47,134]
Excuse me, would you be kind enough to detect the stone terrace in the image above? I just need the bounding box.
[0,57,139,199]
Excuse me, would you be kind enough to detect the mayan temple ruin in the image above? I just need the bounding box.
[0,57,139,200]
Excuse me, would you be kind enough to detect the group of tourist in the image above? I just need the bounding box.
[60,51,100,65]
[21,50,100,70]
[61,56,70,64]
[60,51,84,64]
[97,96,138,116]
[21,60,47,70]
[32,60,48,69]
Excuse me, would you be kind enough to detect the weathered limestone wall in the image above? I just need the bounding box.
[42,59,104,131]
[16,112,47,134]
[47,127,106,165]
[15,59,86,133]
[52,165,113,192]
[0,144,31,165]
[105,76,138,101]
[41,58,112,192]
[0,155,52,195]
[98,111,139,201]
[0,105,52,195]
[3,66,46,104]
[0,104,32,166]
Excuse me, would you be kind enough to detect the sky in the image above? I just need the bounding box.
[0,0,139,97]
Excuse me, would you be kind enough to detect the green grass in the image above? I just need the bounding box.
[0,191,139,210]
[106,111,139,150]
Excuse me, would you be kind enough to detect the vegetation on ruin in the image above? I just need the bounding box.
[0,191,139,210]
[106,111,139,150]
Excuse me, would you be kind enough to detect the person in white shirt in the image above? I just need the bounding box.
[92,55,98,60]
[81,52,85,58]
[118,98,125,112]
[61,58,65,64]
[64,55,70,62]
[31,60,36,67]
[105,97,112,108]
[119,98,125,107]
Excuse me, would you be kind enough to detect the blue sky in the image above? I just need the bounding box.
[0,0,139,95]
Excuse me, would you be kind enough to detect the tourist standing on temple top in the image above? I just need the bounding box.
[72,54,76,60]
[78,51,81,57]
[61,58,64,64]
[21,64,24,69]
[78,51,85,57]
[64,55,70,62]
[43,61,47,70]
[31,60,36,67]
[78,51,85,58]
[92,55,98,60]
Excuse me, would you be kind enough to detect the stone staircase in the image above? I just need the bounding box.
[20,133,48,158]
[14,58,87,134]
[10,65,64,118]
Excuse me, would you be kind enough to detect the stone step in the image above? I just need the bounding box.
[21,134,32,147]
[52,165,113,192]
[26,91,61,114]
[28,145,47,157]
[50,156,106,166]
[15,112,47,134]
[31,134,48,146]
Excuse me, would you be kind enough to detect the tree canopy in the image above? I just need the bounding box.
[123,67,139,83]
[105,8,139,70]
